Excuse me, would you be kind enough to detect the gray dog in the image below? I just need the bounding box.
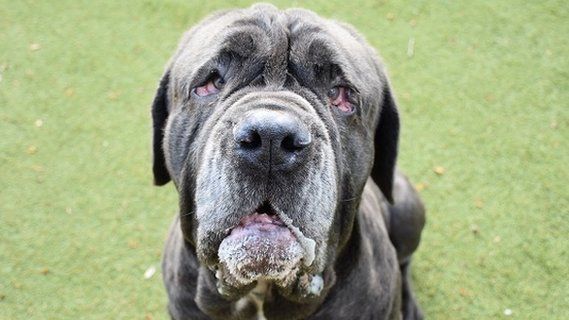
[151,4,426,319]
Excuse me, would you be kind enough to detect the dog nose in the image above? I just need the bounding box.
[233,109,312,171]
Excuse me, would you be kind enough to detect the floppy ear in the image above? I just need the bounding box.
[371,81,400,204]
[151,70,172,186]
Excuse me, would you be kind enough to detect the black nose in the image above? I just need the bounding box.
[233,109,312,172]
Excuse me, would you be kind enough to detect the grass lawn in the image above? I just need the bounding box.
[1,0,567,319]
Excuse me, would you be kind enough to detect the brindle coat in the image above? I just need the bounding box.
[151,4,426,319]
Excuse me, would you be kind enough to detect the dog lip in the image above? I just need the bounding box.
[221,202,316,268]
[217,209,304,288]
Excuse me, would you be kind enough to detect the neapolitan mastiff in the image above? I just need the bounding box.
[151,4,426,319]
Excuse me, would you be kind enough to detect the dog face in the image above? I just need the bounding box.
[152,3,399,299]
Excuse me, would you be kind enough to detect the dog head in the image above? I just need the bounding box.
[151,3,399,300]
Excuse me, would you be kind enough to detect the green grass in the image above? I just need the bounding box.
[1,0,567,319]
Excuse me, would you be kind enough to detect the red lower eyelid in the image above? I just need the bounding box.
[205,82,216,93]
[195,85,208,96]
[337,101,352,113]
[331,87,353,113]
[195,81,219,97]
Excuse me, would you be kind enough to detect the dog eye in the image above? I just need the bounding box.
[194,74,225,97]
[213,76,226,89]
[328,86,354,114]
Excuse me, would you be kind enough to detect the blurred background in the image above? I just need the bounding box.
[1,1,567,319]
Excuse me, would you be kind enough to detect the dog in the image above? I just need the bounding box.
[150,4,426,319]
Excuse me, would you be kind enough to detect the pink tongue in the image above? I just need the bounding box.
[218,213,304,286]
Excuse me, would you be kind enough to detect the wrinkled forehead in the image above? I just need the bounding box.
[171,5,382,92]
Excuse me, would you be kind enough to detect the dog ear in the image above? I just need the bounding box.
[151,70,172,186]
[371,81,400,204]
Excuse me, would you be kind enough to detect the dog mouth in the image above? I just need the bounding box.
[217,201,316,287]
[230,202,287,232]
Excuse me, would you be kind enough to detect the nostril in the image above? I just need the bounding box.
[281,135,296,152]
[238,130,262,149]
[281,134,311,152]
